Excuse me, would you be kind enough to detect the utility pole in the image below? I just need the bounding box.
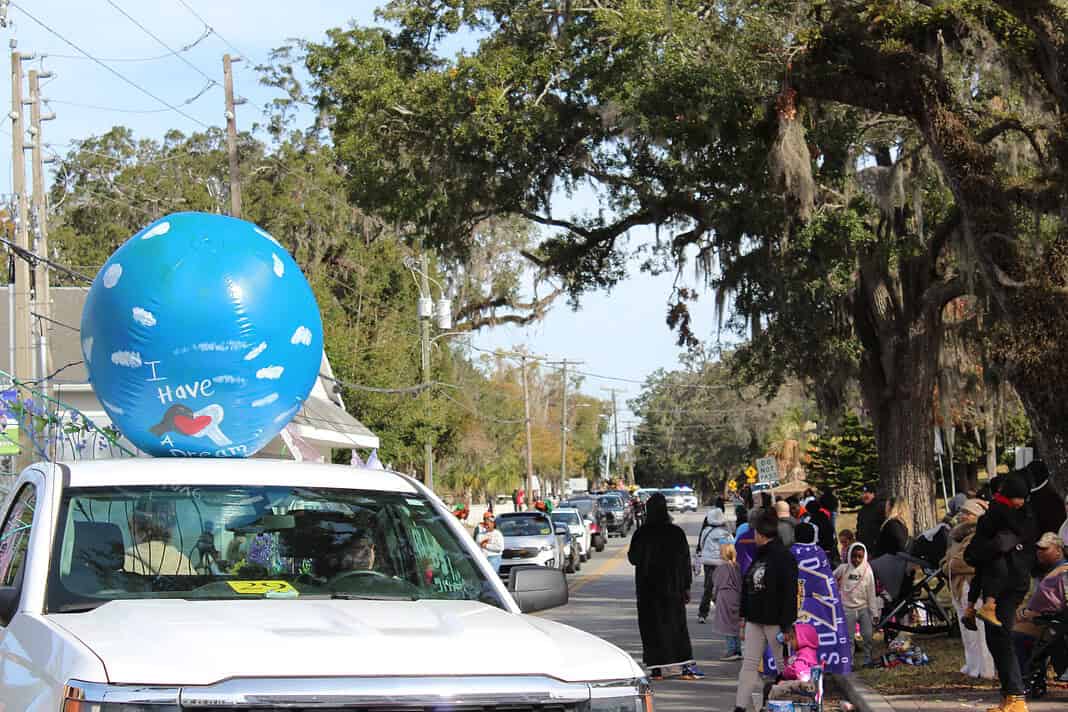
[11,49,34,470]
[625,426,635,484]
[419,252,433,491]
[548,358,584,496]
[222,54,243,218]
[28,68,54,395]
[520,355,535,509]
[602,387,624,485]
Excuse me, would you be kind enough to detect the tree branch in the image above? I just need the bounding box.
[978,118,1046,163]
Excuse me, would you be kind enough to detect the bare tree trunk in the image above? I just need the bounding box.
[984,394,998,482]
[1012,377,1068,492]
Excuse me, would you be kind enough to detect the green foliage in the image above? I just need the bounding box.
[806,412,879,507]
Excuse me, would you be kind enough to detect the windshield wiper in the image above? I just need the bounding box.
[330,592,419,601]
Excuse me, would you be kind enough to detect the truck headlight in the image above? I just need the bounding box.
[587,679,654,712]
[63,682,181,712]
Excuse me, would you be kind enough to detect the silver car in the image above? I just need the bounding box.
[495,512,565,579]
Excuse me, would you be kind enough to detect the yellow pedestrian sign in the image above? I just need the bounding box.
[745,465,757,484]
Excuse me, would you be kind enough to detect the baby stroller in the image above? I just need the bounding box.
[1025,608,1068,699]
[871,551,956,639]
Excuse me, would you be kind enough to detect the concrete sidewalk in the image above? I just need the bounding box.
[836,673,1066,712]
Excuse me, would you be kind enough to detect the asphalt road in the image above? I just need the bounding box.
[541,510,745,712]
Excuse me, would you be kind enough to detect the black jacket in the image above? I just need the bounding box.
[856,500,885,551]
[740,537,798,630]
[964,499,1036,594]
[1031,481,1066,540]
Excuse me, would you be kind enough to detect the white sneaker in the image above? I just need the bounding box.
[697,616,707,624]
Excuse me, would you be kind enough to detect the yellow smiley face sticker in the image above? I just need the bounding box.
[226,580,298,595]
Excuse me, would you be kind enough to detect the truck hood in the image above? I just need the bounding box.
[49,599,642,685]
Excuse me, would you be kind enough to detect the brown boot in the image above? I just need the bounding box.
[1000,695,1030,712]
[976,601,1002,628]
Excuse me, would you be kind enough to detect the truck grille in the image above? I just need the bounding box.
[503,547,539,559]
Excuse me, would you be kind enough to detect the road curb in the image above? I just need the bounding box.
[833,674,898,712]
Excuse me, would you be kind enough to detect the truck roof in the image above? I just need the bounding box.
[35,458,419,494]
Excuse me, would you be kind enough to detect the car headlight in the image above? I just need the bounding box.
[586,679,654,712]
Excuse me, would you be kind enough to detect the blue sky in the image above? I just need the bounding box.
[2,1,727,424]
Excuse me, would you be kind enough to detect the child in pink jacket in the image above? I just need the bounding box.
[781,622,820,681]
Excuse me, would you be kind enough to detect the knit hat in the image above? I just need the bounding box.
[1000,474,1029,500]
[774,501,791,519]
[960,498,988,518]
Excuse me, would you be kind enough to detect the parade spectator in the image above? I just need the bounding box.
[733,508,798,712]
[1027,461,1066,540]
[477,516,503,573]
[943,498,995,679]
[1013,532,1068,671]
[697,508,731,624]
[838,529,855,564]
[774,500,796,547]
[803,498,837,565]
[1060,492,1068,547]
[787,496,803,521]
[966,474,1031,628]
[964,473,1037,712]
[856,484,885,553]
[711,542,743,661]
[834,543,878,667]
[874,498,911,558]
[628,493,703,681]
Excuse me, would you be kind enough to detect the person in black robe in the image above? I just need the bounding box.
[628,493,700,679]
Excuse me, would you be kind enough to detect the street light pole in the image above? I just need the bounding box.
[419,252,433,491]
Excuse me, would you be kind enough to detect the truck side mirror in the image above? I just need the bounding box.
[0,587,20,627]
[508,566,568,613]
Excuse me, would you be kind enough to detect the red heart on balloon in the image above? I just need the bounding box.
[174,414,212,435]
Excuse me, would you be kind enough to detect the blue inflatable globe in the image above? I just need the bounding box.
[81,212,323,457]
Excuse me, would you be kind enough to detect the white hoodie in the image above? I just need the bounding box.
[834,542,879,613]
[698,509,731,565]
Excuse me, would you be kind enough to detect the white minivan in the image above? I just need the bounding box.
[0,459,651,711]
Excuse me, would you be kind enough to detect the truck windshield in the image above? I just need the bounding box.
[46,486,506,612]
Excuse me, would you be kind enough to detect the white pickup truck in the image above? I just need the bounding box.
[0,459,650,711]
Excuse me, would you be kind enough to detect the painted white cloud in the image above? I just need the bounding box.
[132,307,157,327]
[111,351,142,368]
[102,264,122,288]
[254,226,281,246]
[140,221,171,239]
[244,342,267,360]
[272,253,285,278]
[290,326,312,346]
[212,375,246,385]
[274,404,301,423]
[82,337,93,363]
[252,393,279,408]
[256,365,284,380]
[100,399,125,415]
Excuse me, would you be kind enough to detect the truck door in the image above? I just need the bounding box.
[0,483,38,683]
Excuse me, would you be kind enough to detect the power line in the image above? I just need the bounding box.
[11,2,212,129]
[42,26,212,62]
[440,391,526,425]
[0,233,94,284]
[31,310,80,332]
[175,0,253,63]
[105,0,220,87]
[46,81,216,115]
[318,371,444,396]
